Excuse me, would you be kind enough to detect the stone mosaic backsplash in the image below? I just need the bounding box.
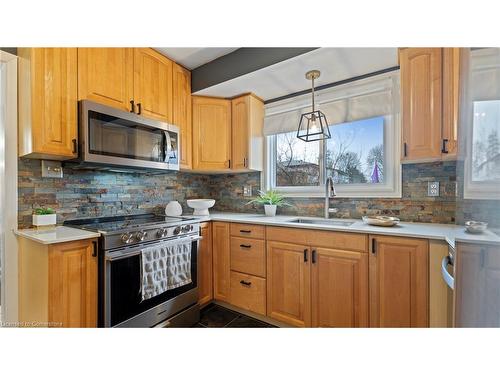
[18,158,497,228]
[210,161,459,224]
[18,159,213,228]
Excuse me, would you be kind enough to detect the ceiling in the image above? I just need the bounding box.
[192,48,398,101]
[155,47,238,69]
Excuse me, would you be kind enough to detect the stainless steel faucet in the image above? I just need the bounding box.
[325,176,338,219]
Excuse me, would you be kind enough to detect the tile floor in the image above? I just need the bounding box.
[194,304,276,328]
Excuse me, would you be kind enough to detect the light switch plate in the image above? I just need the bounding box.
[428,181,440,197]
[41,160,63,178]
[243,185,252,197]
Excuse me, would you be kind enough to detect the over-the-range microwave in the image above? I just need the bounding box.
[67,100,180,172]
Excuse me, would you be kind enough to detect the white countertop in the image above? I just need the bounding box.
[197,212,500,249]
[14,226,100,245]
[14,213,500,248]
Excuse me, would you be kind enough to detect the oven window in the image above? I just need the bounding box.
[88,111,166,162]
[108,242,198,327]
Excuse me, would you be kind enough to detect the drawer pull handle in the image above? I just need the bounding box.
[240,280,252,287]
[239,229,252,234]
[304,249,308,262]
[240,244,252,249]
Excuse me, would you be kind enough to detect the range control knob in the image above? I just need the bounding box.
[173,226,181,235]
[157,228,168,238]
[121,233,133,244]
[135,231,148,241]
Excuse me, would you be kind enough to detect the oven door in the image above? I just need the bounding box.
[103,235,199,327]
[80,100,179,171]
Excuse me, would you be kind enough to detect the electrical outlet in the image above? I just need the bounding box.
[41,160,63,178]
[428,181,440,197]
[243,185,252,197]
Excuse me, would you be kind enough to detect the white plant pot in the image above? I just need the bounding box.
[32,214,56,227]
[264,204,277,217]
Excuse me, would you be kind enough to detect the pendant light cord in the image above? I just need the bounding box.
[311,76,315,112]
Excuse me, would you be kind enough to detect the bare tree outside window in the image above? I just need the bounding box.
[275,116,385,187]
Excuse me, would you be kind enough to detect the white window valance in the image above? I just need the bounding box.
[263,71,399,136]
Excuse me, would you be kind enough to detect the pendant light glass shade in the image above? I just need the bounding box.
[297,70,331,142]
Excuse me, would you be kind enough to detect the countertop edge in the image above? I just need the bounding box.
[14,227,101,245]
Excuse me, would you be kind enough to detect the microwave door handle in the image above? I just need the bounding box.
[163,131,172,162]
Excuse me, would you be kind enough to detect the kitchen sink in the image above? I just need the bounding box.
[287,218,355,227]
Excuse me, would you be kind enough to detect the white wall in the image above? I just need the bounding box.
[0,51,18,323]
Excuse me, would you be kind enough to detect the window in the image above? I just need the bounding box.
[264,72,401,198]
[464,48,500,199]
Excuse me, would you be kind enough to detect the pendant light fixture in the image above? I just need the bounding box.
[297,70,331,142]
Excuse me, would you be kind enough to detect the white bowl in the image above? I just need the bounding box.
[187,199,216,216]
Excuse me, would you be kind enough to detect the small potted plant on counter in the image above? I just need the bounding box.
[247,190,290,217]
[32,207,57,227]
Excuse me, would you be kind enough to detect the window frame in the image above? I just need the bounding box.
[263,72,402,198]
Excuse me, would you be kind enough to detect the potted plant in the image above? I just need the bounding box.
[247,190,290,217]
[32,207,57,227]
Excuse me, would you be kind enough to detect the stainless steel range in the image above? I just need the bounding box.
[65,214,201,328]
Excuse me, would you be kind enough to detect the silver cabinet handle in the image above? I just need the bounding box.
[441,255,454,290]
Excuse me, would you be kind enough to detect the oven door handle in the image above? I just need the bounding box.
[441,255,455,290]
[105,235,202,262]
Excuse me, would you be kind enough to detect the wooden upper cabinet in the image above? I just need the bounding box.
[267,241,311,327]
[133,48,173,123]
[400,48,443,161]
[311,247,368,327]
[198,222,213,306]
[192,96,232,171]
[18,48,78,160]
[442,48,460,158]
[48,240,97,328]
[231,94,264,171]
[173,63,193,169]
[78,48,134,112]
[369,235,429,327]
[212,221,231,302]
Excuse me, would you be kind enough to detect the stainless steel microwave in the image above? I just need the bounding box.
[72,100,180,172]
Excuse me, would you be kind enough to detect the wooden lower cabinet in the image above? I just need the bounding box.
[266,241,311,327]
[212,221,231,302]
[198,222,213,306]
[369,235,429,327]
[229,271,266,315]
[311,247,368,327]
[19,238,98,327]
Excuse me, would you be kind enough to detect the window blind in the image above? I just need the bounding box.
[263,72,399,136]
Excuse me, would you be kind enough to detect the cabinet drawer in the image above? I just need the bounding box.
[266,226,367,252]
[230,271,266,315]
[230,223,265,239]
[230,237,266,277]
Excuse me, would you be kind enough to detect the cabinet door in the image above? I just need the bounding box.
[369,235,429,327]
[133,48,173,123]
[231,94,264,171]
[78,48,134,111]
[198,222,213,306]
[311,247,368,327]
[267,241,311,327]
[442,48,460,158]
[231,95,249,170]
[48,240,97,328]
[212,222,231,302]
[192,96,232,171]
[400,48,442,161]
[18,48,78,159]
[173,63,192,169]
